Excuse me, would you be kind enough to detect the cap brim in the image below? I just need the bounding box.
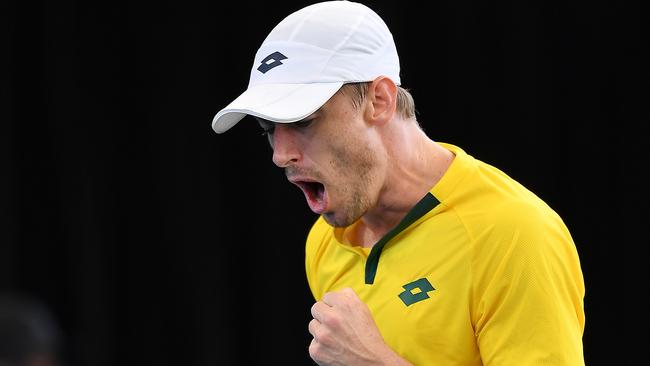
[211,82,344,134]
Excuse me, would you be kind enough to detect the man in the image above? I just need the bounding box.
[211,1,585,365]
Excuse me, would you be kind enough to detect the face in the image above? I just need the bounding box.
[257,90,385,227]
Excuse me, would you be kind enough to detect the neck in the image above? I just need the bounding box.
[357,122,454,247]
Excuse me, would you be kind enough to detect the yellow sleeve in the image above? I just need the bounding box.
[472,201,586,365]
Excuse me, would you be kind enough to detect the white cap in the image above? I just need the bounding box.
[211,0,401,134]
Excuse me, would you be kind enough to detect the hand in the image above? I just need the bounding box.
[308,288,412,366]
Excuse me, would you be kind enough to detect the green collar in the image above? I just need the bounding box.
[365,192,440,284]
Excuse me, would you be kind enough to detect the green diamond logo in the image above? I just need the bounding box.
[398,278,435,306]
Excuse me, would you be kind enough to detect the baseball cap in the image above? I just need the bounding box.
[211,0,401,134]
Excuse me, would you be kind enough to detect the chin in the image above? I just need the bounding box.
[322,211,356,228]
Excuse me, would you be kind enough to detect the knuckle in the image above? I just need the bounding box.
[309,319,332,346]
[308,340,321,360]
[317,309,329,323]
[322,292,333,303]
[317,328,333,346]
[343,287,358,301]
[316,309,334,326]
[308,319,317,335]
[323,312,341,329]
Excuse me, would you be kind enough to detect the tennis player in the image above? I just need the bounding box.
[211,1,585,365]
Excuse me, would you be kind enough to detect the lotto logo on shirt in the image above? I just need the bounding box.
[398,278,435,306]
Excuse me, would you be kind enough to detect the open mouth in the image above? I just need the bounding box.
[293,180,328,214]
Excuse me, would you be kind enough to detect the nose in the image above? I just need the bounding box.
[271,125,301,168]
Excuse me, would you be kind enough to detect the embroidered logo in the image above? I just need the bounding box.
[398,278,435,306]
[257,51,288,73]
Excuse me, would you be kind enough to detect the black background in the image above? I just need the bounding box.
[0,0,644,365]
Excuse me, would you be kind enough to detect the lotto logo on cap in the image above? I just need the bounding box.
[212,1,401,134]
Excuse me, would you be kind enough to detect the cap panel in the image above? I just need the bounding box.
[211,1,401,133]
[249,42,336,86]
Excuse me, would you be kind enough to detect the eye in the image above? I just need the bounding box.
[261,127,275,136]
[255,118,275,137]
[291,118,315,129]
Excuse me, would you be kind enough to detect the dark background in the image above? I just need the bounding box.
[0,0,644,365]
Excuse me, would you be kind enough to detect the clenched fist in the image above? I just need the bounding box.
[308,288,413,366]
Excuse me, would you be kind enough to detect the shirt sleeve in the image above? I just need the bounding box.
[471,201,586,365]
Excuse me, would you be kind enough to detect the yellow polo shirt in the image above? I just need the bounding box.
[305,143,585,365]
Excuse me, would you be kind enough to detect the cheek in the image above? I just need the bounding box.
[309,119,376,182]
[330,141,377,185]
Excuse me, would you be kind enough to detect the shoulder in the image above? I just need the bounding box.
[489,197,562,233]
[474,197,571,255]
[305,216,335,271]
[467,195,580,287]
[305,216,334,300]
[306,216,332,249]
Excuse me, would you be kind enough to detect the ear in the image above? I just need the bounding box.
[364,76,398,126]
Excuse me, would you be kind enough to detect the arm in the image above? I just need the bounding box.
[473,203,585,365]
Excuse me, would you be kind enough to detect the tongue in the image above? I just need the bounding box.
[303,183,327,214]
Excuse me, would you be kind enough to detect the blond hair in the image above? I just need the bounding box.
[339,82,416,120]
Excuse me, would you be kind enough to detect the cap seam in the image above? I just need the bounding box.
[314,11,372,80]
[287,5,318,41]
